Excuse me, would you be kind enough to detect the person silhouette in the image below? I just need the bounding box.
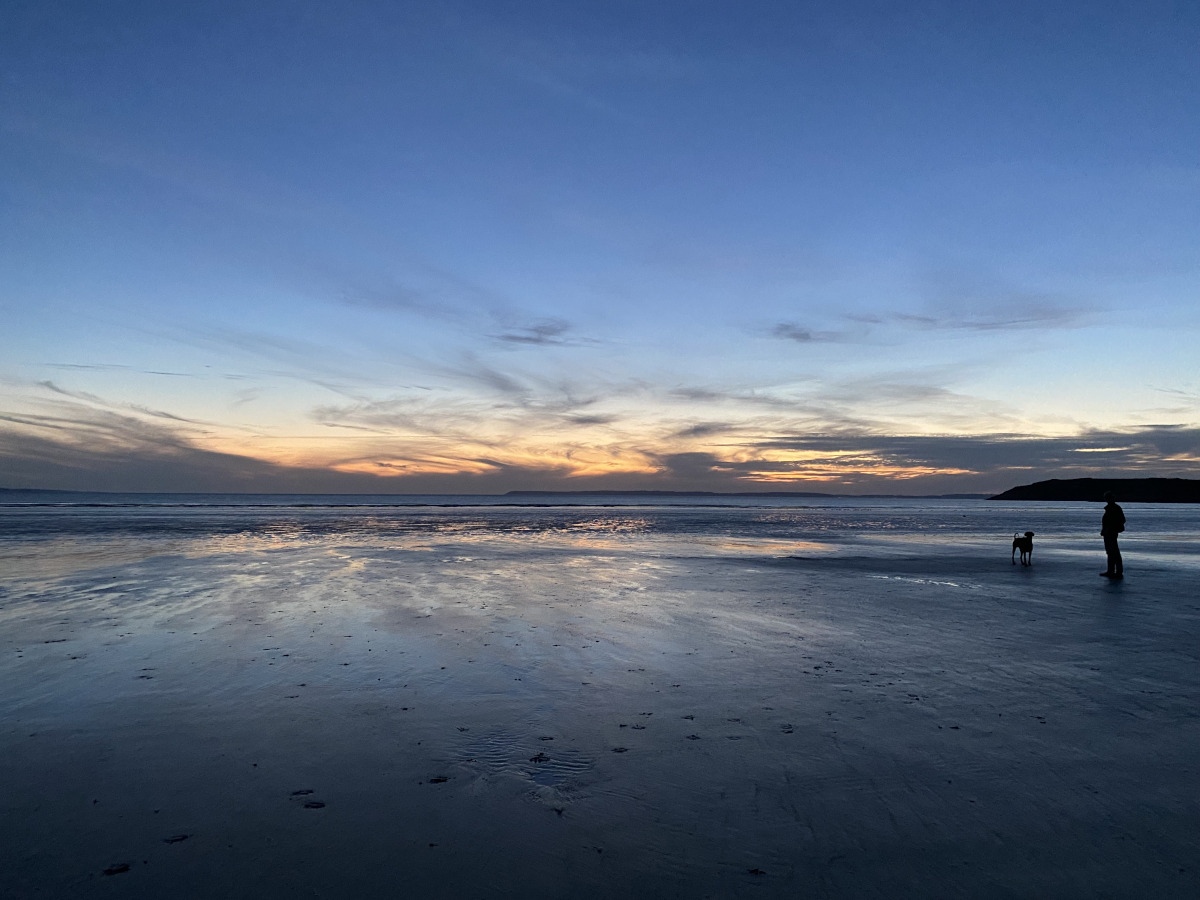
[1100,490,1125,579]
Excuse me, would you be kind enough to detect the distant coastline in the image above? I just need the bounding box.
[989,478,1200,503]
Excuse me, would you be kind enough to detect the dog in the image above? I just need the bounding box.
[1012,531,1035,566]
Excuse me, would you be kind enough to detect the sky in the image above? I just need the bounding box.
[2,0,1198,495]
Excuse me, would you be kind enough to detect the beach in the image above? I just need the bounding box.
[1,496,1198,898]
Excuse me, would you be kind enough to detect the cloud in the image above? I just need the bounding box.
[128,405,208,425]
[338,281,450,318]
[839,305,1090,335]
[0,397,560,493]
[769,322,845,343]
[46,363,132,371]
[452,357,530,398]
[746,426,1200,481]
[661,371,994,435]
[4,403,1198,494]
[315,261,602,352]
[890,308,1088,332]
[667,386,812,411]
[311,396,456,438]
[655,451,730,480]
[904,270,1094,332]
[494,318,573,345]
[641,425,1200,493]
[142,324,375,392]
[45,363,195,376]
[670,421,736,439]
[37,380,106,404]
[35,380,223,429]
[6,362,1199,495]
[325,258,513,326]
[828,271,1095,339]
[309,369,613,442]
[0,410,388,492]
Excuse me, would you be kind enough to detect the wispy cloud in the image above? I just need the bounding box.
[905,269,1094,332]
[667,386,813,411]
[566,414,618,427]
[137,323,385,399]
[889,307,1089,332]
[494,318,573,345]
[128,405,209,425]
[5,378,1198,493]
[669,421,736,439]
[744,426,1200,480]
[36,380,219,428]
[37,380,106,404]
[46,362,195,376]
[769,322,847,343]
[338,281,453,318]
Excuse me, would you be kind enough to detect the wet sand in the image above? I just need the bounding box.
[2,529,1198,898]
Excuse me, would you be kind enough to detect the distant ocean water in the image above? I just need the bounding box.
[3,493,1199,565]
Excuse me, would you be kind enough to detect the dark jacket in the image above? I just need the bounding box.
[1101,501,1126,536]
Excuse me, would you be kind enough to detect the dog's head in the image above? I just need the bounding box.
[1025,531,1035,538]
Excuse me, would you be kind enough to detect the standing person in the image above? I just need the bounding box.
[1100,490,1125,579]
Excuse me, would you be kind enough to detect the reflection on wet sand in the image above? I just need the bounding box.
[1,501,1199,898]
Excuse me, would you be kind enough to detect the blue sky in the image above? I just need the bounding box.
[2,0,1198,493]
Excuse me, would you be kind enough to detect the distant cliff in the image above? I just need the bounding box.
[990,478,1200,503]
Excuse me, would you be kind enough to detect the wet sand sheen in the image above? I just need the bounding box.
[1,522,1199,899]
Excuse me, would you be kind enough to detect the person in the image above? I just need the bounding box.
[1100,491,1125,579]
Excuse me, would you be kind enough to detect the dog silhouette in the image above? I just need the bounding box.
[1012,531,1035,566]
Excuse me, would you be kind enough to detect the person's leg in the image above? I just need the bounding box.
[1112,537,1122,575]
[1103,534,1121,577]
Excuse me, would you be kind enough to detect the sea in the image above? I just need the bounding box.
[2,491,1199,898]
[3,491,1199,569]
